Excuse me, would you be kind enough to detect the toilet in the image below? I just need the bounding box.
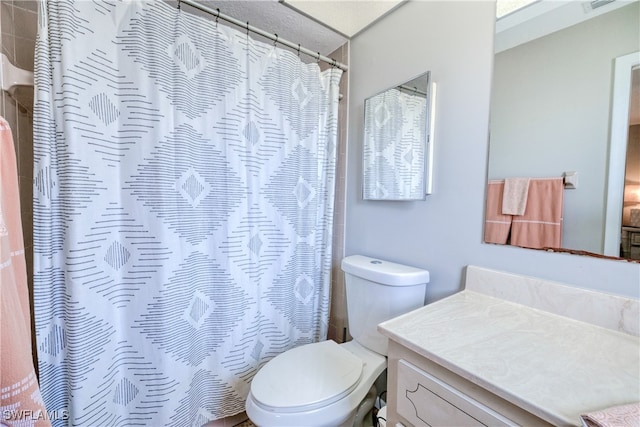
[245,255,430,427]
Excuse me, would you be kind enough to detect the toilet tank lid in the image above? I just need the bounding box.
[341,255,430,286]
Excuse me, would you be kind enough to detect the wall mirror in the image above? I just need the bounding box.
[485,0,640,259]
[363,71,435,200]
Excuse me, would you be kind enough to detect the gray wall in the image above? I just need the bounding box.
[489,3,640,254]
[346,0,640,303]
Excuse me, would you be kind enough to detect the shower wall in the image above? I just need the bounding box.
[1,0,36,263]
[322,42,350,344]
[0,0,37,369]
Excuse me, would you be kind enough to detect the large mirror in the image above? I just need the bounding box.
[485,0,640,259]
[363,72,434,200]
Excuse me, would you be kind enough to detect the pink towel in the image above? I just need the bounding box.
[0,117,51,426]
[511,178,564,249]
[484,181,512,244]
[581,402,640,427]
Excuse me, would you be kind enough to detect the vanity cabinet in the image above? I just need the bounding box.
[387,341,552,427]
[378,266,639,427]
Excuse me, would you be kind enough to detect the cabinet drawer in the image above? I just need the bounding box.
[396,360,517,427]
[630,232,640,246]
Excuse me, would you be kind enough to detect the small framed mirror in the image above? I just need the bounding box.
[362,71,435,200]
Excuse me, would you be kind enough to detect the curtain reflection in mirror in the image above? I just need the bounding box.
[363,72,432,201]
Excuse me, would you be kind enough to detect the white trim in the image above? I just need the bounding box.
[495,0,636,53]
[603,51,640,256]
[425,81,437,195]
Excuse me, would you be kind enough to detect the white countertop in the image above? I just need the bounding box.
[378,290,640,426]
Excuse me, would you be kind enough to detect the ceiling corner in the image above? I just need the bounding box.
[282,0,406,38]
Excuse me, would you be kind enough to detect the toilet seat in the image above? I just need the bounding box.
[250,340,363,413]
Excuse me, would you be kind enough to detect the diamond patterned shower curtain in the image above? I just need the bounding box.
[32,1,341,425]
[363,88,427,200]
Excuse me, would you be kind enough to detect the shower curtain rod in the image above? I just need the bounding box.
[179,0,349,71]
[398,84,427,96]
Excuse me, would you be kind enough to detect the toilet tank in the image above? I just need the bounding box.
[341,255,429,356]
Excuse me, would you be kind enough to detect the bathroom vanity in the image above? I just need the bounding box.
[378,266,640,427]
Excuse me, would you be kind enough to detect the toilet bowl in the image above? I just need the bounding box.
[246,340,385,427]
[245,255,430,427]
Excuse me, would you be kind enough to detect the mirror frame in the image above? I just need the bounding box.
[603,51,640,256]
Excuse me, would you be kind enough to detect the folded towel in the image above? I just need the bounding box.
[502,177,530,215]
[581,402,640,427]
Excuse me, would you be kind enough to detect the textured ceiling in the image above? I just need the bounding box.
[284,0,406,37]
[183,0,351,60]
[179,0,408,61]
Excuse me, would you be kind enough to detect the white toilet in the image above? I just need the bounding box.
[245,255,430,427]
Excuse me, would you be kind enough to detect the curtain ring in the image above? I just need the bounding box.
[215,8,220,26]
[177,0,181,9]
[273,34,278,47]
[297,44,301,57]
[331,59,337,68]
[316,52,321,64]
[246,21,250,36]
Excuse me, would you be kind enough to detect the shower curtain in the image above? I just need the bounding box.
[33,1,341,425]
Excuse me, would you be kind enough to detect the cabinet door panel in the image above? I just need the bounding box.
[397,360,517,427]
